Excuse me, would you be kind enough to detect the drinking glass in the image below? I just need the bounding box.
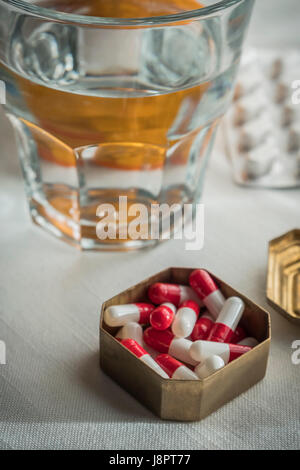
[0,0,255,249]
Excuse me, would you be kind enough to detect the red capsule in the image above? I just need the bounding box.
[121,339,169,378]
[207,297,244,343]
[231,325,247,344]
[143,327,197,365]
[144,327,173,353]
[155,354,199,380]
[190,311,214,341]
[121,338,147,358]
[189,270,225,319]
[150,303,176,331]
[104,302,155,327]
[189,269,218,298]
[148,282,201,307]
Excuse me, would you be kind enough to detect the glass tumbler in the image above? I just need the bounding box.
[0,0,255,250]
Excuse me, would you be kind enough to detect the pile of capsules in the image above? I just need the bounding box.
[104,269,258,381]
[223,48,300,188]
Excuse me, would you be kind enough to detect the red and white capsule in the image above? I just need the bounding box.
[238,337,258,347]
[121,339,169,378]
[143,327,198,365]
[116,322,144,345]
[150,303,176,331]
[156,354,199,380]
[195,355,225,379]
[171,300,200,338]
[190,311,214,341]
[148,283,202,307]
[207,297,245,343]
[104,303,154,327]
[231,325,247,344]
[189,270,225,319]
[189,340,252,365]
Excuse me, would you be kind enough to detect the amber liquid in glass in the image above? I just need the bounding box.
[2,0,237,247]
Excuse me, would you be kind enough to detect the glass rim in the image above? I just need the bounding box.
[1,0,245,26]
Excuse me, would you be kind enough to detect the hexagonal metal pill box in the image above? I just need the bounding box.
[100,267,271,421]
[267,229,300,325]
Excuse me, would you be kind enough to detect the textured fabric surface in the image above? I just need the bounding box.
[0,0,300,450]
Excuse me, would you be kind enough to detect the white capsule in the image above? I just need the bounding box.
[168,338,199,366]
[172,308,196,338]
[189,340,251,365]
[190,340,230,364]
[105,304,139,326]
[238,337,259,347]
[195,355,225,379]
[215,297,244,331]
[207,297,245,343]
[116,322,144,345]
[204,291,225,319]
[173,365,199,380]
[171,301,199,338]
[239,112,272,151]
[104,303,153,327]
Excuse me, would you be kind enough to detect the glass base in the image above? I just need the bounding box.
[8,113,216,251]
[31,207,160,251]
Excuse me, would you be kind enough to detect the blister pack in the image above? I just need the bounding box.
[223,49,300,188]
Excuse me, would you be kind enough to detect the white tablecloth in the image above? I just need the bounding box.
[0,0,299,450]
